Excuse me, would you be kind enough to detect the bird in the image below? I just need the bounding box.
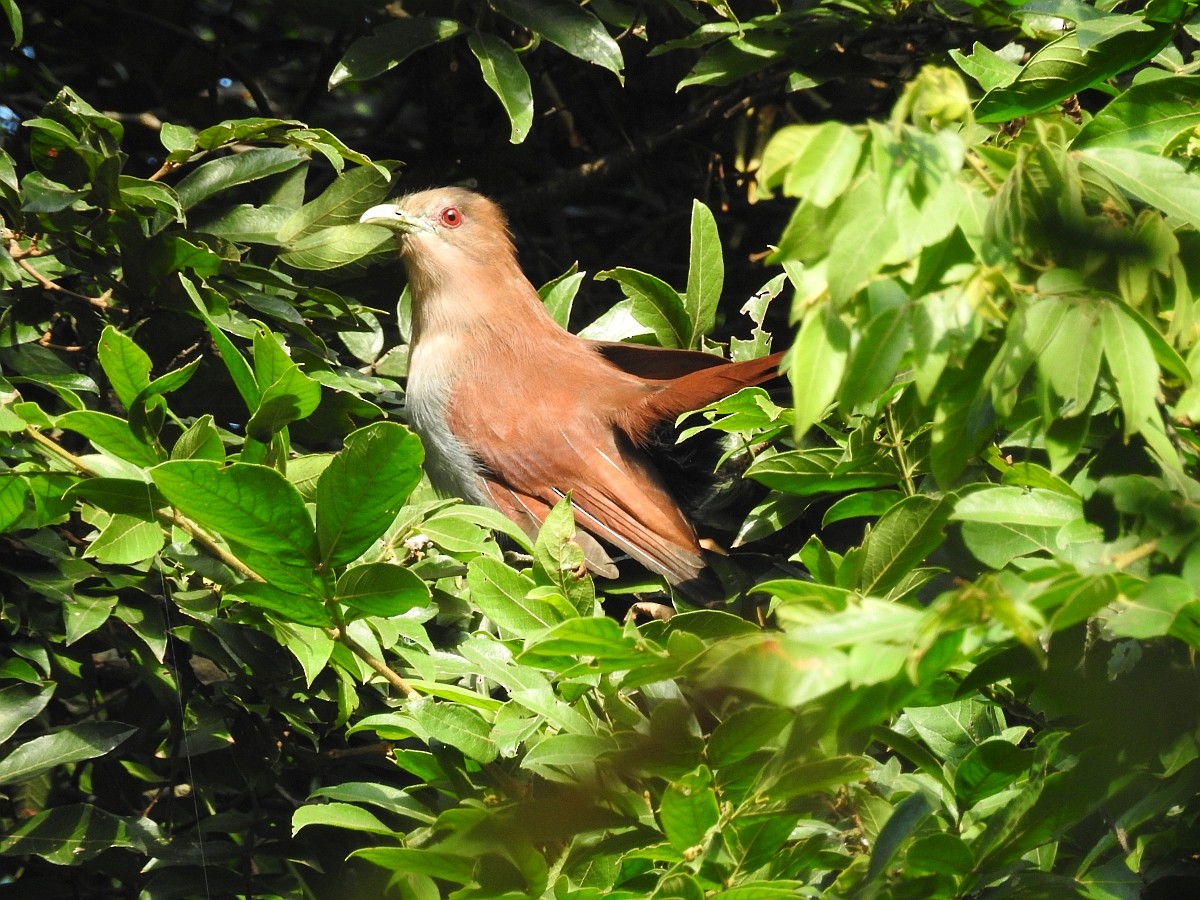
[359,187,785,601]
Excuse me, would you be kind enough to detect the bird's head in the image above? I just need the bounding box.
[359,187,516,276]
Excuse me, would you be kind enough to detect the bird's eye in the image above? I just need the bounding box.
[439,206,463,228]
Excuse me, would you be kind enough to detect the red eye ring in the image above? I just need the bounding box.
[439,206,463,228]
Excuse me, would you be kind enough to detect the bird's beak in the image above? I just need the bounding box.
[359,204,432,234]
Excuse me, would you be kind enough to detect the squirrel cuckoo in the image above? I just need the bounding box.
[360,188,784,600]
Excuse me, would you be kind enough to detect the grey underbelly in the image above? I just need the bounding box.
[405,387,490,506]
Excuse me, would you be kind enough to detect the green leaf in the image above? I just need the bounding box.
[65,478,167,520]
[949,42,1022,92]
[953,486,1081,527]
[684,199,722,344]
[245,361,321,442]
[695,634,849,707]
[708,706,793,768]
[1105,575,1194,639]
[180,280,252,409]
[174,146,307,210]
[84,513,165,564]
[1036,299,1103,413]
[532,497,594,615]
[351,847,474,884]
[822,490,906,527]
[959,520,1062,569]
[279,222,393,270]
[866,792,934,884]
[227,580,329,626]
[468,556,564,637]
[825,172,897,302]
[678,30,794,90]
[1073,76,1200,151]
[150,461,319,570]
[841,305,910,409]
[518,616,656,675]
[0,682,54,745]
[595,267,690,348]
[64,594,118,645]
[955,739,1033,809]
[976,24,1172,123]
[292,802,395,836]
[521,733,612,775]
[1077,147,1200,232]
[330,17,466,87]
[787,304,849,440]
[660,766,719,852]
[201,203,293,244]
[906,832,974,876]
[929,348,993,485]
[56,410,163,466]
[858,494,953,596]
[538,263,585,329]
[748,447,898,498]
[117,176,183,220]
[0,804,159,865]
[20,171,89,212]
[316,422,425,568]
[0,471,27,532]
[159,121,195,156]
[277,163,397,244]
[468,31,533,144]
[335,563,431,618]
[193,117,300,151]
[760,121,864,206]
[760,755,872,802]
[0,722,135,784]
[2,0,22,46]
[421,502,533,554]
[173,415,226,462]
[490,0,623,78]
[408,698,498,764]
[286,128,387,175]
[1100,299,1160,438]
[306,782,435,823]
[96,326,152,410]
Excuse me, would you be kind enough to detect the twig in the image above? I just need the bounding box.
[23,426,420,699]
[884,402,917,496]
[322,742,395,759]
[1109,540,1159,571]
[6,236,112,308]
[965,150,1000,193]
[149,161,184,182]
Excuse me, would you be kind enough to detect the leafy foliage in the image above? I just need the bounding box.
[4,0,1200,898]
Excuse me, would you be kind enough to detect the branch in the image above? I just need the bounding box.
[5,235,112,309]
[23,426,420,699]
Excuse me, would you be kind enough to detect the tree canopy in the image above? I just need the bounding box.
[3,0,1200,897]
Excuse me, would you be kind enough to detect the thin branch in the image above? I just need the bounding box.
[884,403,917,496]
[1109,539,1159,571]
[23,426,420,699]
[966,150,1000,193]
[6,236,112,308]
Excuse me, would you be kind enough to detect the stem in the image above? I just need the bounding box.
[884,403,917,496]
[23,426,420,698]
[1109,539,1159,570]
[965,150,1000,193]
[6,236,112,308]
